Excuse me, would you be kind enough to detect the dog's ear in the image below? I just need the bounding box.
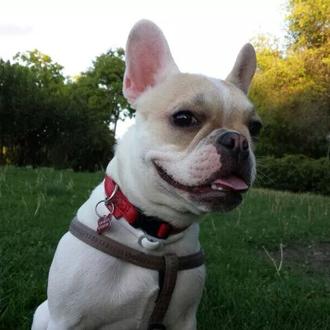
[123,20,179,106]
[226,43,256,94]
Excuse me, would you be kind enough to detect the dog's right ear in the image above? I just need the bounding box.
[123,20,179,106]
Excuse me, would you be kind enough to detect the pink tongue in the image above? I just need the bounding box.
[212,176,248,191]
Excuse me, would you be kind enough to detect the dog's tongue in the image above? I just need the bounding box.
[212,176,248,192]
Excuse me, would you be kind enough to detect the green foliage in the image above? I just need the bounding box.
[14,50,65,94]
[287,0,330,49]
[255,155,330,195]
[250,0,330,159]
[0,58,50,165]
[0,48,128,170]
[71,49,133,136]
[1,167,330,329]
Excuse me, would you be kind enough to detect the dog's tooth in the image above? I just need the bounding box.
[211,184,223,191]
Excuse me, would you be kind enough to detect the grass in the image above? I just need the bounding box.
[0,166,330,329]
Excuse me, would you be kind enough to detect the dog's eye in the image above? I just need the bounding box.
[172,111,199,128]
[248,120,263,138]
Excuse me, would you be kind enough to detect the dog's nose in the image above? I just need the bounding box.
[217,131,249,159]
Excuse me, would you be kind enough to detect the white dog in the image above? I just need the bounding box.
[32,20,261,330]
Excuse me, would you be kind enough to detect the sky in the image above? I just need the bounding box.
[0,0,287,136]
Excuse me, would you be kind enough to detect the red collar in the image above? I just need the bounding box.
[104,176,138,224]
[103,176,181,239]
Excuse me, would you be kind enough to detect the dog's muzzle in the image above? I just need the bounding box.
[213,130,253,186]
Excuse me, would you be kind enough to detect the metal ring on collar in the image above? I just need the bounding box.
[106,183,118,201]
[95,199,114,218]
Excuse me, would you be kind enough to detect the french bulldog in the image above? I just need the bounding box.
[32,19,262,330]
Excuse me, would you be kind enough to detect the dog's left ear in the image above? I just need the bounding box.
[226,43,256,94]
[123,20,179,106]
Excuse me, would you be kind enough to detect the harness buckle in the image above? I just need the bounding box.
[138,235,162,250]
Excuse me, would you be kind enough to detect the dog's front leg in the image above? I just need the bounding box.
[169,307,198,330]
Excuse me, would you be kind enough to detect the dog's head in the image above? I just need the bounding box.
[111,20,262,226]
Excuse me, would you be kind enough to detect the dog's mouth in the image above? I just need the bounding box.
[154,162,249,195]
[154,162,249,211]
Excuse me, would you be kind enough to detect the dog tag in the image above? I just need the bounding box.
[97,214,112,234]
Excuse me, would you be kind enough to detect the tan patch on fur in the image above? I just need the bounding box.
[136,73,257,150]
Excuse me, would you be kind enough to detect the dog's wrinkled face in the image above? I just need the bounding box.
[136,74,262,213]
[116,20,262,221]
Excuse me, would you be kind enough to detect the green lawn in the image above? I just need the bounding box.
[0,166,329,330]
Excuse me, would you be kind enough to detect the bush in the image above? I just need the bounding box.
[255,155,330,195]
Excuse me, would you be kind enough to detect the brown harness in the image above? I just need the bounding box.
[69,217,204,330]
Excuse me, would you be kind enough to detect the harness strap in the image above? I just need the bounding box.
[69,217,204,329]
[148,254,179,330]
[69,217,204,271]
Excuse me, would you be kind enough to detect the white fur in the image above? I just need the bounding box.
[109,125,206,227]
[151,144,221,187]
[32,178,205,330]
[32,125,207,329]
[32,19,257,330]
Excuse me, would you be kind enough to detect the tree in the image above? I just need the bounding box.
[1,47,131,169]
[0,51,117,170]
[0,59,48,165]
[0,58,72,166]
[14,49,65,89]
[72,48,133,137]
[286,0,329,49]
[250,0,330,158]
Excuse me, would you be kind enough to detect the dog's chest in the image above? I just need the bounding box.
[49,233,205,329]
[99,262,205,328]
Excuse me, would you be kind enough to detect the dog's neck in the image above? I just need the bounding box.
[106,153,202,229]
[103,175,189,239]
